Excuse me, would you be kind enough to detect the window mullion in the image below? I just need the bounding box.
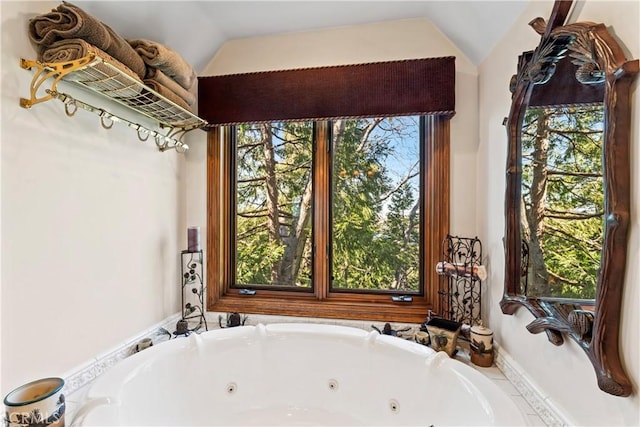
[313,121,331,300]
[207,126,226,307]
[423,115,450,315]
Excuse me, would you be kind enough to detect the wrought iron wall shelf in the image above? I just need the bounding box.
[19,54,207,152]
[437,235,484,326]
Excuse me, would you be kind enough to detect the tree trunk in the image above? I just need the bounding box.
[526,109,551,296]
[356,118,384,152]
[333,120,345,150]
[391,200,419,290]
[261,124,282,283]
[278,178,312,285]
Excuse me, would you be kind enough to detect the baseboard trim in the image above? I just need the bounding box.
[62,313,181,396]
[494,343,572,426]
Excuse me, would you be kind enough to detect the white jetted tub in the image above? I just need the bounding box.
[71,323,528,426]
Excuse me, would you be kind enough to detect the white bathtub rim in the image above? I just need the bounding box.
[72,323,530,426]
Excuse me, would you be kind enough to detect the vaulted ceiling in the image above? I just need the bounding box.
[74,1,528,73]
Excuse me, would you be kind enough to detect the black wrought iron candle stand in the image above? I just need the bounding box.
[179,249,208,333]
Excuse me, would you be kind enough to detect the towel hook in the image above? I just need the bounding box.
[100,112,114,129]
[176,142,189,153]
[176,131,189,153]
[48,90,190,153]
[155,135,167,151]
[137,127,150,142]
[64,99,78,117]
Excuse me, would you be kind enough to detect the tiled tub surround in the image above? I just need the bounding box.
[63,313,557,426]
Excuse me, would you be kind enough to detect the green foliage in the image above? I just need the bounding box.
[234,117,421,292]
[331,117,420,292]
[236,216,285,285]
[235,121,313,287]
[521,106,604,299]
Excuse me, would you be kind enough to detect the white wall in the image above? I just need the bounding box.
[191,18,480,239]
[478,1,640,425]
[0,2,187,395]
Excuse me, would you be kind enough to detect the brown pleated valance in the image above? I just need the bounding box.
[198,57,456,126]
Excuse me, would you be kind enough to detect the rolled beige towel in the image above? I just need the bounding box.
[40,38,143,98]
[142,79,192,112]
[28,1,146,79]
[128,38,196,90]
[146,67,196,106]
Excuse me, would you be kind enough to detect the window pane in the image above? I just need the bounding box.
[235,122,313,289]
[331,117,421,292]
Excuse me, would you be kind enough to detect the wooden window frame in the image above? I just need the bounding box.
[207,116,450,323]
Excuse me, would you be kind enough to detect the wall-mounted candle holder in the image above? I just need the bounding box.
[177,249,207,334]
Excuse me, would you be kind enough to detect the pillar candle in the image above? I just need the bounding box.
[187,226,200,252]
